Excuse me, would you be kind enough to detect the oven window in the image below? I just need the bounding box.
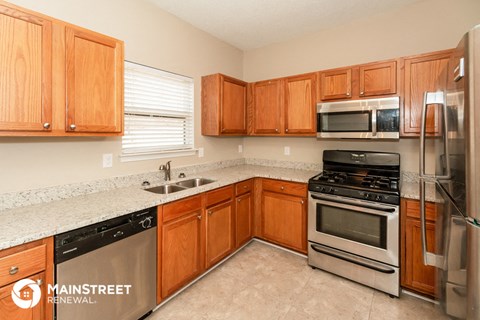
[316,203,387,249]
[319,111,371,132]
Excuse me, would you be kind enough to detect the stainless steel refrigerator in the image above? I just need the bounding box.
[419,24,480,319]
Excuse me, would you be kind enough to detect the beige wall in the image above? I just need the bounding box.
[242,0,480,173]
[1,0,244,194]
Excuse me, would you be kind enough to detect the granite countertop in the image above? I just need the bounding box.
[0,165,317,250]
[400,180,439,203]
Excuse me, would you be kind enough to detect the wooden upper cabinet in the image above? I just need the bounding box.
[402,50,452,136]
[359,61,397,97]
[65,26,123,133]
[0,1,123,136]
[0,5,52,133]
[201,74,247,136]
[251,79,283,134]
[319,68,352,100]
[284,73,316,135]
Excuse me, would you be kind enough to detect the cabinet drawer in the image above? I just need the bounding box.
[206,185,234,207]
[163,195,202,223]
[404,199,437,221]
[0,244,46,287]
[235,179,253,196]
[262,179,307,198]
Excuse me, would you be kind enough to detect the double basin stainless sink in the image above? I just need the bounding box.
[145,178,215,194]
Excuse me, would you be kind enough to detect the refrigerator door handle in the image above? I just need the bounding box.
[419,179,444,268]
[419,91,451,179]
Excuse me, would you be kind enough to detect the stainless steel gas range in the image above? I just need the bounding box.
[307,150,400,297]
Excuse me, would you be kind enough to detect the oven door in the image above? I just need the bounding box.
[308,192,399,266]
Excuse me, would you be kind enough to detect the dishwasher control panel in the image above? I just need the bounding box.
[54,207,157,264]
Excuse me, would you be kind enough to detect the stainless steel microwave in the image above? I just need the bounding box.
[317,97,400,139]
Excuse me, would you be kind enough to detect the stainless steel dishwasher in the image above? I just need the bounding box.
[54,208,157,320]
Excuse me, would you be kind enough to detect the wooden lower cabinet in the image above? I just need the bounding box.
[158,199,203,302]
[0,272,45,320]
[261,179,307,254]
[235,192,253,247]
[0,238,53,320]
[206,200,235,268]
[401,198,438,297]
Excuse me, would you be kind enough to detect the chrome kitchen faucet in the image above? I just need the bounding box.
[159,161,171,181]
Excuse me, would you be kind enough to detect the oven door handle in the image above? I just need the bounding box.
[310,244,395,274]
[310,194,396,215]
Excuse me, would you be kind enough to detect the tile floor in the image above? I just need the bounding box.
[148,241,448,320]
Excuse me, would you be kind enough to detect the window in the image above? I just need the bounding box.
[122,61,194,161]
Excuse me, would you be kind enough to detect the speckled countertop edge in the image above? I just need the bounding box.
[0,165,317,250]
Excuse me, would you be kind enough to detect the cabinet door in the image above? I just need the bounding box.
[403,218,436,296]
[0,271,44,320]
[252,80,282,134]
[161,212,202,298]
[235,192,252,248]
[359,61,397,97]
[221,76,247,134]
[284,73,316,135]
[402,51,451,136]
[0,6,52,132]
[262,191,306,253]
[320,68,352,100]
[206,201,234,268]
[65,26,123,133]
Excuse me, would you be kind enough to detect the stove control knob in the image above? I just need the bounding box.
[325,187,332,194]
[376,195,383,201]
[364,193,370,199]
[320,187,325,192]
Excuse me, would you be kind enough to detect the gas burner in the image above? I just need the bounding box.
[308,150,400,205]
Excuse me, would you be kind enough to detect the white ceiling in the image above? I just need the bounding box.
[147,0,424,50]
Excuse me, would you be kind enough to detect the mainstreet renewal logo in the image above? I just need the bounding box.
[11,278,132,308]
[11,279,42,309]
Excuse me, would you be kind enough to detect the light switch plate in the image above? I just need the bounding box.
[238,145,243,153]
[284,146,290,156]
[103,153,113,168]
[198,147,204,158]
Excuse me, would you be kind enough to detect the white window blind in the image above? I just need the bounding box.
[122,61,194,161]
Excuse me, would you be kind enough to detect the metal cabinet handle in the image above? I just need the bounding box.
[43,122,51,129]
[346,92,351,96]
[36,279,43,286]
[243,185,247,189]
[275,128,279,132]
[197,215,202,220]
[301,200,304,204]
[360,91,364,96]
[69,124,77,130]
[285,128,289,132]
[208,210,213,216]
[9,266,19,275]
[280,186,285,190]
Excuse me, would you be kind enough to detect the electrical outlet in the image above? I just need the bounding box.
[198,147,204,158]
[238,145,243,153]
[103,153,113,168]
[284,146,290,156]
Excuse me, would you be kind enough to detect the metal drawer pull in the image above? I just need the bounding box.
[310,244,395,274]
[243,185,247,189]
[301,200,304,204]
[43,122,51,129]
[197,215,202,220]
[36,279,43,286]
[208,211,213,215]
[237,199,241,202]
[9,266,19,275]
[69,124,77,130]
[280,186,285,190]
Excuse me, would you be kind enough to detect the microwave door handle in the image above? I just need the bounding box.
[371,108,377,137]
[420,179,444,268]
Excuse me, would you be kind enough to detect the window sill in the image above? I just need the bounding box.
[120,149,197,162]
